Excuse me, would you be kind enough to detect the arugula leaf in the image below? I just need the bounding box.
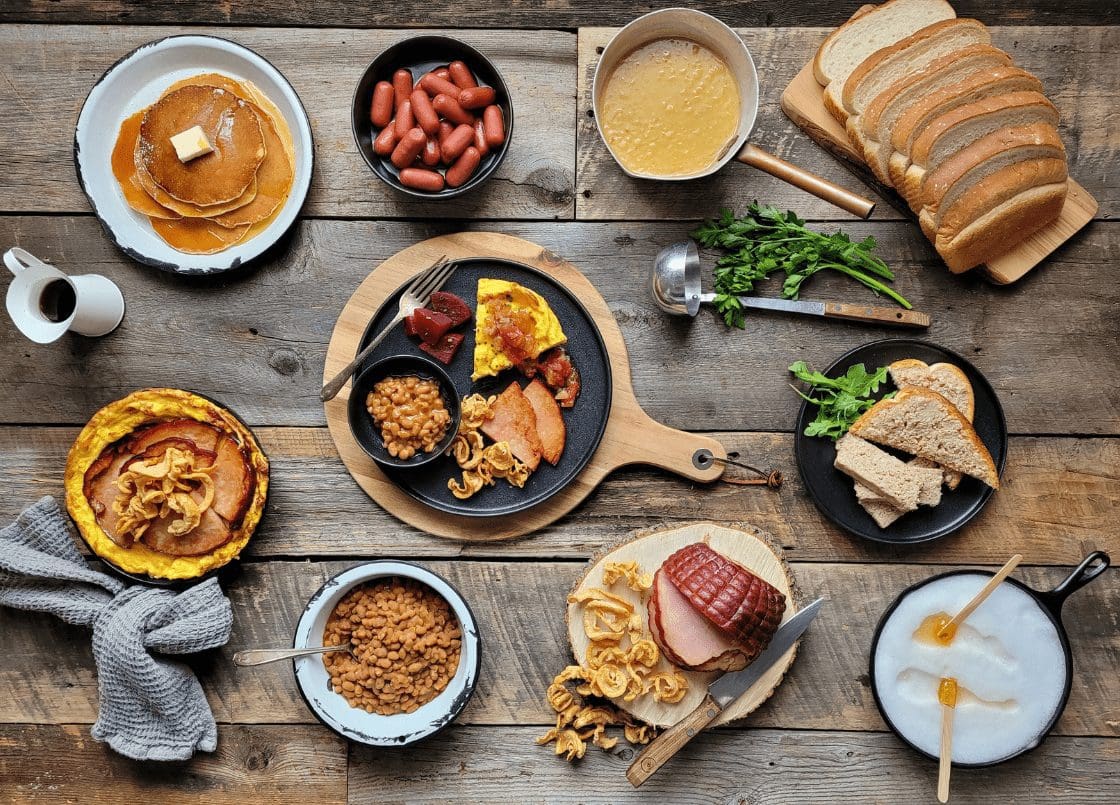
[691,204,912,329]
[789,360,892,440]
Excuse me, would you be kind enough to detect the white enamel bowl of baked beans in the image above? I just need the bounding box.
[346,354,462,470]
[292,561,482,746]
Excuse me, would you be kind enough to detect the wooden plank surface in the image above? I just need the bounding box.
[1,217,1117,434]
[1,428,1116,566]
[1,560,1116,737]
[347,728,1119,804]
[576,26,1120,221]
[0,725,347,804]
[2,1,1114,28]
[0,25,576,219]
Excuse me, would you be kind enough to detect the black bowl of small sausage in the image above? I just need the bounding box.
[352,36,513,198]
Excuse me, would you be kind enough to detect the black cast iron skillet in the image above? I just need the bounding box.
[869,551,1111,768]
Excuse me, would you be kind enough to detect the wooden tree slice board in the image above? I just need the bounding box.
[323,233,727,542]
[780,51,1098,286]
[566,522,798,728]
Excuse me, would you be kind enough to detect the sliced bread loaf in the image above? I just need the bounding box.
[887,65,1045,188]
[840,19,990,116]
[834,434,923,511]
[856,44,1012,183]
[856,461,944,507]
[900,91,1059,204]
[815,0,957,123]
[915,123,1065,234]
[858,497,907,528]
[849,387,1000,488]
[937,180,1068,272]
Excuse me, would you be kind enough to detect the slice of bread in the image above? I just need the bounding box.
[915,123,1065,233]
[888,358,975,490]
[815,0,957,123]
[888,359,975,420]
[937,181,1068,272]
[902,92,1059,203]
[857,44,1012,183]
[859,496,907,528]
[841,19,990,116]
[849,387,1000,488]
[835,433,925,511]
[856,461,943,506]
[887,65,1045,187]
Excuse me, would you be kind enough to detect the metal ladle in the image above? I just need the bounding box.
[651,241,929,328]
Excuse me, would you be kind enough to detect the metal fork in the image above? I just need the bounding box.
[320,255,457,402]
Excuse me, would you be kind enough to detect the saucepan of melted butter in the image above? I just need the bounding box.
[592,9,874,218]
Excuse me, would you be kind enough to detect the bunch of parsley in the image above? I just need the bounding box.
[691,204,912,328]
[789,360,891,440]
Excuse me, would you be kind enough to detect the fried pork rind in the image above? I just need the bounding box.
[603,560,653,592]
[646,671,688,704]
[538,562,695,761]
[447,393,532,499]
[113,446,215,540]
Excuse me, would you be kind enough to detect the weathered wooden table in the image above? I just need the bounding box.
[1,2,1117,803]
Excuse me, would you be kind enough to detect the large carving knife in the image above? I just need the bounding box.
[626,597,826,787]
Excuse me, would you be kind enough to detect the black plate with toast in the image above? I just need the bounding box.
[354,258,612,517]
[794,338,1007,544]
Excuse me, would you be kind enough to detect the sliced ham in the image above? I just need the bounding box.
[141,490,234,557]
[522,379,565,465]
[83,448,134,547]
[209,436,254,524]
[648,568,751,672]
[127,419,221,454]
[480,382,542,471]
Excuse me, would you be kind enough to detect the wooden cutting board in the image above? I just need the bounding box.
[322,232,729,542]
[780,41,1098,285]
[566,522,799,727]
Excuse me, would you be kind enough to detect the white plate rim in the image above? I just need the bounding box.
[74,34,314,275]
[291,560,482,747]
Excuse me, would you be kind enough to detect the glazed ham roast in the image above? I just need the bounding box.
[648,543,787,672]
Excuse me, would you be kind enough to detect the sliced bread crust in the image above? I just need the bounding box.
[937,181,1068,272]
[915,123,1065,220]
[936,156,1068,239]
[814,0,956,86]
[849,387,999,488]
[888,359,975,420]
[887,65,1045,183]
[857,44,1012,183]
[841,18,990,115]
[908,91,1058,171]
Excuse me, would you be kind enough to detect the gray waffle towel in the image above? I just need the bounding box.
[0,496,233,761]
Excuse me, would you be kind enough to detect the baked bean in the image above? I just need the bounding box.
[366,375,451,458]
[323,578,461,716]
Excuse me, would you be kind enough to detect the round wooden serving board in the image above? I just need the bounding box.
[323,232,727,541]
[567,522,798,728]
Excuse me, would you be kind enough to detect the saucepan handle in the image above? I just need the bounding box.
[1039,551,1110,618]
[735,143,876,219]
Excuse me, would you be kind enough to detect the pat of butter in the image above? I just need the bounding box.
[169,126,214,163]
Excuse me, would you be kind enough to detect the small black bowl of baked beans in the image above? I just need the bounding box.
[347,354,461,470]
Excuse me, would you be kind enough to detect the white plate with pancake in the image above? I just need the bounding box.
[75,35,313,275]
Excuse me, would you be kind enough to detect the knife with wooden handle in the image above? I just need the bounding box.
[626,598,825,787]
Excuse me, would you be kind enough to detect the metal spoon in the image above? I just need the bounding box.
[652,241,929,328]
[233,645,355,667]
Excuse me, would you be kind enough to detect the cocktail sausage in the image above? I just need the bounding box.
[440,123,475,163]
[390,127,427,169]
[482,105,505,147]
[392,69,413,109]
[371,81,394,127]
[373,122,399,156]
[410,89,441,136]
[459,86,496,110]
[420,73,461,99]
[448,61,477,90]
[399,167,446,192]
[446,146,481,188]
[433,94,474,126]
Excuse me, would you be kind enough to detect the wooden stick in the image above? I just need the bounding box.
[938,701,954,803]
[938,554,1022,638]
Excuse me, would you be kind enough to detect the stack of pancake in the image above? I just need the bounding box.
[111,72,295,255]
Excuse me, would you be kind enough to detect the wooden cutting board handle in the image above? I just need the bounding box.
[598,404,727,483]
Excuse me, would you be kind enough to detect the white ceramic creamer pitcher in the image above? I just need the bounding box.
[4,247,124,344]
